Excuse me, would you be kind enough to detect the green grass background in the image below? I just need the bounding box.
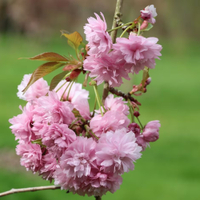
[0,34,200,200]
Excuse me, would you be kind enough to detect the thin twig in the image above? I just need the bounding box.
[109,87,141,105]
[102,0,124,102]
[0,186,61,197]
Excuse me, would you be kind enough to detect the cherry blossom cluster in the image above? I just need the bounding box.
[9,4,161,197]
[84,6,162,86]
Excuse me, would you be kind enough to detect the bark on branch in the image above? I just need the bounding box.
[0,186,61,197]
[109,87,141,105]
[102,0,124,102]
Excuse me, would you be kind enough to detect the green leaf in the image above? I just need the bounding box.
[61,31,83,50]
[23,62,65,93]
[49,70,69,91]
[29,52,68,62]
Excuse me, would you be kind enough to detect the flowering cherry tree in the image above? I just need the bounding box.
[1,1,162,199]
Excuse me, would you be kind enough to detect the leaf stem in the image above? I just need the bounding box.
[128,99,134,123]
[93,85,104,116]
[66,80,75,101]
[91,98,97,117]
[60,81,71,101]
[56,72,71,93]
[84,125,99,140]
[120,25,131,37]
[107,21,132,33]
[136,117,144,130]
[137,22,141,36]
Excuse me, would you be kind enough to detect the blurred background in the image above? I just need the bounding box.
[0,0,200,200]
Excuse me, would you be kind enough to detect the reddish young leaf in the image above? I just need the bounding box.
[23,62,65,93]
[69,69,82,80]
[62,65,78,71]
[61,31,83,50]
[29,52,68,62]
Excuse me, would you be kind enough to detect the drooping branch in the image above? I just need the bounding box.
[102,0,124,102]
[0,186,61,197]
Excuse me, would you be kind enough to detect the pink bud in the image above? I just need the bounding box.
[146,77,151,85]
[128,123,141,137]
[140,20,149,30]
[131,85,138,93]
[143,120,160,142]
[65,77,70,82]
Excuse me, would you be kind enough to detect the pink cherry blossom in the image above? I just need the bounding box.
[55,81,90,119]
[16,143,43,173]
[128,123,141,137]
[90,110,130,138]
[33,91,75,125]
[104,94,129,116]
[9,102,36,143]
[84,12,112,55]
[136,135,149,151]
[39,152,58,181]
[40,123,77,157]
[140,5,157,24]
[83,53,130,87]
[83,170,123,196]
[113,35,162,74]
[58,137,97,178]
[17,74,49,102]
[96,129,142,174]
[54,166,123,196]
[143,120,160,142]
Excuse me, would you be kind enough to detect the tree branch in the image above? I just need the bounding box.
[111,0,124,43]
[102,0,124,102]
[0,186,61,197]
[109,87,141,105]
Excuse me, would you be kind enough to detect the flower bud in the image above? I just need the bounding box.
[146,77,151,85]
[65,77,70,82]
[143,120,160,142]
[140,20,149,30]
[140,5,157,24]
[133,111,140,117]
[128,123,141,137]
